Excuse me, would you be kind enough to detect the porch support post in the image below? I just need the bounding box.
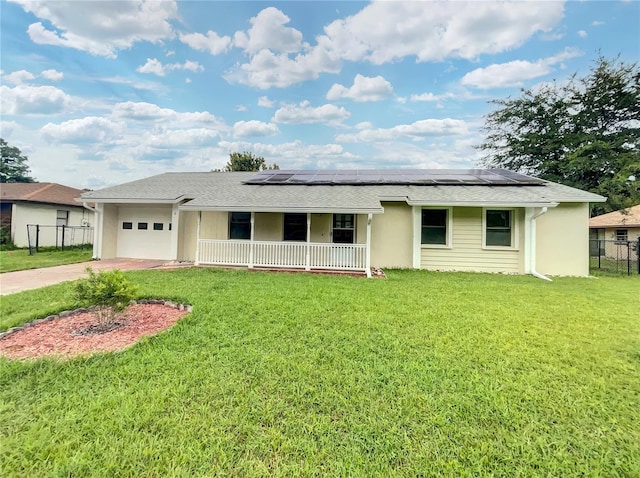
[365,213,372,278]
[305,213,311,271]
[94,203,103,260]
[524,208,533,274]
[195,211,201,265]
[169,202,180,261]
[412,206,421,269]
[249,212,255,268]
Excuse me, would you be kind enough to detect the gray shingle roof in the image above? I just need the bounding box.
[80,170,606,212]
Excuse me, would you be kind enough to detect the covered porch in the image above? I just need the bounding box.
[193,211,374,277]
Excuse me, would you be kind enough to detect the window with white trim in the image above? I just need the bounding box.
[229,212,251,240]
[421,209,449,246]
[56,209,68,227]
[616,229,628,241]
[485,210,513,247]
[333,214,355,244]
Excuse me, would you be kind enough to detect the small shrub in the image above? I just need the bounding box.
[74,267,139,325]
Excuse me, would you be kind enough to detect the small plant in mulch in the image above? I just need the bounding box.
[73,267,139,335]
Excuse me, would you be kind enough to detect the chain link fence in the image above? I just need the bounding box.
[27,224,94,255]
[589,238,640,275]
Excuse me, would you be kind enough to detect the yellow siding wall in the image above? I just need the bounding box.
[178,211,197,261]
[420,207,524,273]
[200,211,228,239]
[311,214,331,243]
[355,214,367,244]
[254,213,282,241]
[536,203,589,276]
[101,204,118,258]
[371,202,413,268]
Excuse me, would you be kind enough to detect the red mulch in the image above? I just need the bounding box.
[0,304,189,360]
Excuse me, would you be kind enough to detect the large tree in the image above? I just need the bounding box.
[477,56,639,215]
[221,151,279,172]
[1,138,35,183]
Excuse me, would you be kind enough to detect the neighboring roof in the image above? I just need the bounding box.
[1,182,87,207]
[589,204,640,228]
[80,170,607,213]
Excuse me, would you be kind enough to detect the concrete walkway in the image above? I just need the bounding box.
[0,258,167,295]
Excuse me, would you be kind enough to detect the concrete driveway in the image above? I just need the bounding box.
[0,258,168,295]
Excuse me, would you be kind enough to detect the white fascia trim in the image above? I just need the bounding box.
[406,200,559,208]
[76,197,186,205]
[179,205,384,214]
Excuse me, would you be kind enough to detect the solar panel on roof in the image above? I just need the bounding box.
[242,169,545,186]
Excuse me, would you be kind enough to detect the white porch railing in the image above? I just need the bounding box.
[197,240,367,272]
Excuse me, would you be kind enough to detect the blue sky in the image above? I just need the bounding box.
[1,0,638,190]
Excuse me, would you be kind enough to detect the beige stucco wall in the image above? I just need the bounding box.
[178,211,198,261]
[370,202,413,268]
[536,203,589,276]
[420,207,524,274]
[11,203,92,247]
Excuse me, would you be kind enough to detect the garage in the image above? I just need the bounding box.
[116,206,173,260]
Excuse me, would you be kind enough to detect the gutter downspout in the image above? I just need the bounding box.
[82,202,100,260]
[530,206,551,281]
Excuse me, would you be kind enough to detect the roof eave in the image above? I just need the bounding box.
[75,196,186,205]
[179,205,384,214]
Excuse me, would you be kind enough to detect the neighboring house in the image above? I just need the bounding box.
[79,169,605,278]
[1,182,94,247]
[589,204,640,260]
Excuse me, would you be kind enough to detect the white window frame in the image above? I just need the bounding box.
[615,229,628,242]
[56,209,69,227]
[420,207,453,249]
[482,208,519,250]
[332,213,356,244]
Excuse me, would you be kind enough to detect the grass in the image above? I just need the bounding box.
[1,268,638,477]
[0,247,93,273]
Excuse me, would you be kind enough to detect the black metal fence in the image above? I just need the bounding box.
[27,224,94,255]
[589,238,640,275]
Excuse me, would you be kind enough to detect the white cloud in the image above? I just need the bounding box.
[336,119,468,143]
[258,96,274,108]
[410,92,454,102]
[112,102,224,128]
[233,7,303,54]
[318,1,566,64]
[0,84,71,114]
[272,101,350,125]
[13,0,178,58]
[224,46,340,89]
[577,30,587,38]
[235,105,248,112]
[40,69,63,81]
[460,47,582,89]
[41,117,125,143]
[179,30,231,55]
[136,58,204,77]
[326,74,393,102]
[226,2,565,89]
[233,120,279,138]
[0,121,18,137]
[3,70,35,85]
[140,128,220,149]
[217,140,350,169]
[591,21,604,26]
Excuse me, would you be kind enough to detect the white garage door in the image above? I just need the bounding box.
[117,206,173,260]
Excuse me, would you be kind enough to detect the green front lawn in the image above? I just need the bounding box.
[1,269,638,477]
[0,247,93,273]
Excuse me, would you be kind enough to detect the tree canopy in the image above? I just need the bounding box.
[221,152,279,172]
[1,138,35,183]
[477,56,639,215]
